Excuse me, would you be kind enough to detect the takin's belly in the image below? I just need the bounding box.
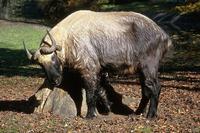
[101,63,139,76]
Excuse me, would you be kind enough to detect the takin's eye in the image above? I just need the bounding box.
[51,54,62,70]
[51,54,57,64]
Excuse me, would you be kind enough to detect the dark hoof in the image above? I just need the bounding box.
[96,100,112,115]
[135,108,146,115]
[146,113,157,119]
[104,102,112,113]
[100,108,110,115]
[86,113,97,119]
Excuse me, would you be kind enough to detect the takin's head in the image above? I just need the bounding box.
[24,30,63,86]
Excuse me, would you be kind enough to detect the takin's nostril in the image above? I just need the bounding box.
[55,78,61,85]
[55,79,59,84]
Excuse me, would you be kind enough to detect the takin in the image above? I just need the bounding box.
[24,10,172,119]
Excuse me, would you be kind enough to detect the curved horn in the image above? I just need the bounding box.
[40,30,62,54]
[23,41,33,60]
[47,30,56,47]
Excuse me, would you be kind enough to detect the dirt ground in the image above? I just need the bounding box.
[0,20,200,132]
[0,71,199,132]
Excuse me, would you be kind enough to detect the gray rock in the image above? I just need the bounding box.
[43,87,77,118]
[33,80,84,119]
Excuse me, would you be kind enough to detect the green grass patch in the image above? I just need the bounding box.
[0,22,47,77]
[0,24,46,50]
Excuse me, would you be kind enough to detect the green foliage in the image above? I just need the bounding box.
[175,1,200,14]
[100,1,174,13]
[166,31,200,70]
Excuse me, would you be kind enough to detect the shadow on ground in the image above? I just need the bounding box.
[0,69,133,116]
[0,100,37,114]
[62,69,134,116]
[0,48,43,77]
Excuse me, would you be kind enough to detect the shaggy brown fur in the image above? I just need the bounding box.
[25,10,172,119]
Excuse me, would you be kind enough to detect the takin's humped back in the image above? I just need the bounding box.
[24,10,172,119]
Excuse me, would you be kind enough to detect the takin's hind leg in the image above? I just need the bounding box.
[96,86,112,114]
[136,58,161,119]
[96,72,112,114]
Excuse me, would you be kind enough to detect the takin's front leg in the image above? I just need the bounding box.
[83,74,99,119]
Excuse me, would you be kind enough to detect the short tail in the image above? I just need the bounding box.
[162,36,173,60]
